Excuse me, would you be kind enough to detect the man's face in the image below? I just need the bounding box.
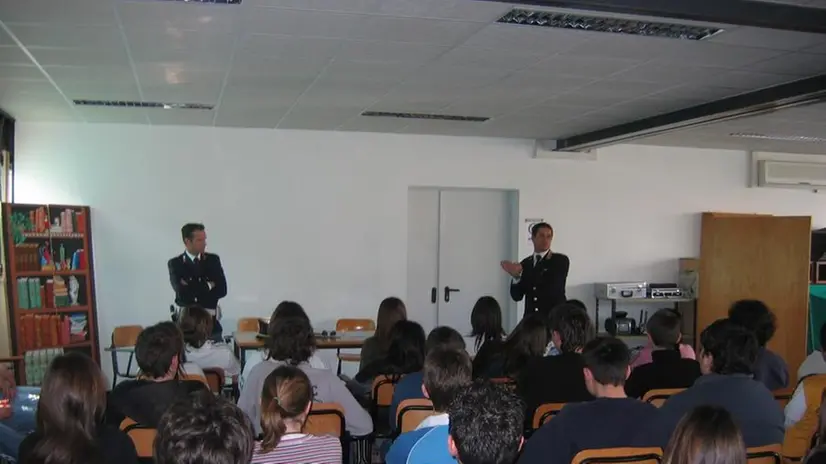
[699,348,713,375]
[532,227,553,252]
[185,230,207,255]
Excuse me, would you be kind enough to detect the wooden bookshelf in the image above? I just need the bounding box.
[2,203,100,384]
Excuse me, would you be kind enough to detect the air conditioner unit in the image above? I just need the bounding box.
[757,160,826,189]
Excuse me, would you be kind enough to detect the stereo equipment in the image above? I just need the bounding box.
[605,311,637,335]
[594,282,647,300]
[648,283,683,299]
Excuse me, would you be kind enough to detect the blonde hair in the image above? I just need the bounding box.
[259,365,312,453]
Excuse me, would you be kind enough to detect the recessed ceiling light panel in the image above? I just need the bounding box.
[73,100,214,110]
[730,132,826,143]
[361,111,489,122]
[497,9,722,40]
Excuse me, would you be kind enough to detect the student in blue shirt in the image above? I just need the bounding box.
[389,326,466,430]
[386,348,472,464]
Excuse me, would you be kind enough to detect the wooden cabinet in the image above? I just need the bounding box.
[698,212,811,383]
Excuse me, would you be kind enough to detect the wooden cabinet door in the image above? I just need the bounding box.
[698,212,811,382]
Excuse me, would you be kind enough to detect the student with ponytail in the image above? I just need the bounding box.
[18,352,138,464]
[252,365,342,464]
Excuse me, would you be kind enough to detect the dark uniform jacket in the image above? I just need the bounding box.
[167,252,227,337]
[510,252,569,318]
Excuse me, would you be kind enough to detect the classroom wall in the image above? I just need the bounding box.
[12,122,826,378]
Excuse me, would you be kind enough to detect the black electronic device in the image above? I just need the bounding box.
[605,311,637,336]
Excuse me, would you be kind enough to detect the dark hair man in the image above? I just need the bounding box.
[501,222,570,319]
[107,322,209,428]
[167,223,227,341]
[728,299,789,390]
[449,381,525,464]
[650,318,784,448]
[518,336,659,464]
[624,309,701,399]
[155,390,255,464]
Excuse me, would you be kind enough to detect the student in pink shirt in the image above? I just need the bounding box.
[631,309,695,370]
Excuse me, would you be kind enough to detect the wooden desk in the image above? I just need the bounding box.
[233,331,371,366]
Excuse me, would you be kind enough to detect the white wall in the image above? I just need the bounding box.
[13,122,826,378]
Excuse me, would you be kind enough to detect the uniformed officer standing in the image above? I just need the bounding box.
[501,222,570,319]
[168,223,227,341]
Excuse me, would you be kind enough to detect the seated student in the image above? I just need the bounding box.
[663,405,747,464]
[625,309,702,399]
[107,322,209,428]
[517,304,594,419]
[631,308,695,369]
[799,323,826,380]
[179,306,241,377]
[469,296,505,367]
[518,336,660,464]
[448,381,525,464]
[241,302,327,390]
[784,354,826,457]
[155,390,255,464]
[542,299,587,357]
[252,365,342,464]
[729,299,789,390]
[391,326,466,430]
[354,320,426,386]
[238,307,373,437]
[651,318,784,448]
[19,353,138,464]
[386,349,473,464]
[360,297,408,371]
[481,314,547,380]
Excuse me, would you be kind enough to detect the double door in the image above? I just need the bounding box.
[406,188,518,345]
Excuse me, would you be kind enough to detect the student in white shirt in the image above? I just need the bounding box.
[179,306,241,377]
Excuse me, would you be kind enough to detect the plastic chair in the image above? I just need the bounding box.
[532,402,566,430]
[773,388,795,410]
[572,447,663,464]
[203,367,238,401]
[237,318,261,332]
[396,398,435,434]
[120,417,156,459]
[305,403,348,464]
[642,388,686,407]
[371,374,398,439]
[109,325,142,389]
[746,444,782,464]
[185,373,209,387]
[334,318,375,375]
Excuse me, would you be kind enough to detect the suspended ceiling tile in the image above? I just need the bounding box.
[6,24,123,49]
[146,108,217,126]
[346,15,486,45]
[745,52,826,76]
[530,55,643,78]
[0,46,33,65]
[245,7,365,38]
[28,47,131,67]
[706,26,826,51]
[117,1,242,34]
[0,0,116,24]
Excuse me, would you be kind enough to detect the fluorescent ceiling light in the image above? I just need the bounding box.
[730,132,826,143]
[361,111,489,122]
[126,0,242,4]
[73,100,213,110]
[497,9,722,40]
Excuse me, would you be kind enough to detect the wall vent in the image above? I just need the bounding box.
[731,132,826,143]
[497,9,722,40]
[360,111,489,122]
[757,160,826,189]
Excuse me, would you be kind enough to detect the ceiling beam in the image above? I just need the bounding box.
[481,0,826,34]
[551,74,826,151]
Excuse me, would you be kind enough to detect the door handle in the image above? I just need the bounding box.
[431,287,437,304]
[444,286,460,302]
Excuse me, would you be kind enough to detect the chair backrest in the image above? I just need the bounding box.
[532,403,566,429]
[112,325,143,348]
[747,444,782,464]
[185,373,209,387]
[396,398,435,433]
[202,368,225,393]
[304,402,346,438]
[237,318,261,332]
[772,388,795,410]
[372,375,397,407]
[336,318,376,332]
[642,388,686,407]
[572,447,663,464]
[120,417,156,458]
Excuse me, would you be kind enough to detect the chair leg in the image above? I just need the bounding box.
[111,351,119,389]
[337,348,342,376]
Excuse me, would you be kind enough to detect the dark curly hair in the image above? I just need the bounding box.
[700,319,758,375]
[548,303,594,353]
[266,302,317,365]
[728,299,776,347]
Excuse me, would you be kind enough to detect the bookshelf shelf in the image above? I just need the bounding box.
[2,203,100,384]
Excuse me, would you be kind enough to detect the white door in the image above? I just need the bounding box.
[406,188,516,347]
